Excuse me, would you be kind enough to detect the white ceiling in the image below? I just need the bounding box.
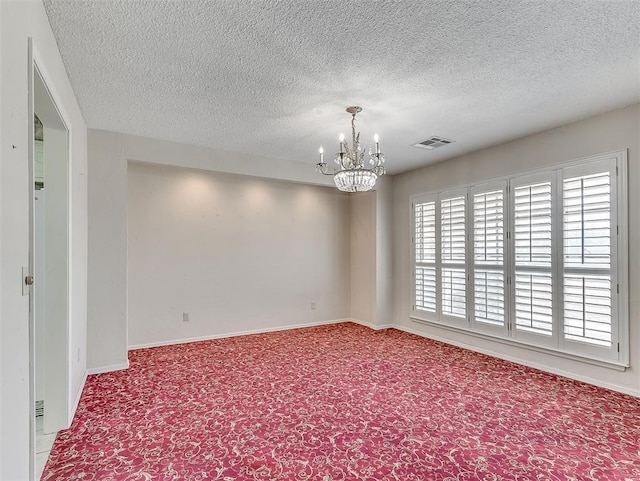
[43,0,640,175]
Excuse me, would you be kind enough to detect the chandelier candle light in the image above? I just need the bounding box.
[316,106,386,192]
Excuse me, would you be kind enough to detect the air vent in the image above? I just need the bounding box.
[412,136,454,150]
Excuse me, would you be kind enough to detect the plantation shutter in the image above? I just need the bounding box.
[472,182,506,330]
[440,191,466,319]
[410,151,627,366]
[562,160,616,352]
[512,175,554,342]
[414,198,437,313]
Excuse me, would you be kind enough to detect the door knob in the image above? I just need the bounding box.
[25,275,34,286]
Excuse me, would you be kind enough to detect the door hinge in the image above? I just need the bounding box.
[617,343,620,353]
[617,284,619,294]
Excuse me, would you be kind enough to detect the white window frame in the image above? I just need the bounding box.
[410,150,629,369]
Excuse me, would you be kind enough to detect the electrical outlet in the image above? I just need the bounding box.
[183,312,190,322]
[310,301,316,310]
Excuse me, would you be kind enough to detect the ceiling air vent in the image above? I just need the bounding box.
[412,136,454,150]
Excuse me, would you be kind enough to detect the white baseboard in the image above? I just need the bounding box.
[68,370,88,425]
[350,318,394,331]
[393,324,640,399]
[87,361,130,375]
[128,318,353,350]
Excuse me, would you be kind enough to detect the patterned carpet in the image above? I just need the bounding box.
[43,323,640,480]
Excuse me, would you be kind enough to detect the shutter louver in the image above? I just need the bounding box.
[416,267,437,311]
[563,171,612,347]
[474,270,504,325]
[563,173,611,269]
[514,182,552,266]
[441,197,466,262]
[564,274,611,346]
[515,272,553,334]
[474,191,504,265]
[442,268,466,317]
[415,202,436,263]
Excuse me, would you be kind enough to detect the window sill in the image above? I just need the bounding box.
[409,315,629,372]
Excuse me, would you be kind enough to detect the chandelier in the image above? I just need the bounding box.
[316,106,386,192]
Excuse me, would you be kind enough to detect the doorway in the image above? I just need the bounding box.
[30,59,70,480]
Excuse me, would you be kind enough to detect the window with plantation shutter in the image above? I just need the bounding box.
[562,160,616,351]
[414,198,437,313]
[472,183,506,330]
[410,151,627,367]
[440,193,466,318]
[512,177,554,341]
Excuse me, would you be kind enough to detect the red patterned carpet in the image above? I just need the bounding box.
[43,323,640,480]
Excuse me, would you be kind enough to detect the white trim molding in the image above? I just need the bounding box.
[69,370,88,423]
[128,319,353,351]
[350,318,394,331]
[87,361,130,375]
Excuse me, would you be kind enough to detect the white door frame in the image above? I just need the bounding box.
[28,38,72,481]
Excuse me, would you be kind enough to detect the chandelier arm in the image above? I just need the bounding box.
[316,163,335,175]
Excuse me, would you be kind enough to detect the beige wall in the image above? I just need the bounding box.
[348,177,394,328]
[374,176,394,326]
[350,191,376,324]
[127,162,351,347]
[391,103,640,395]
[87,130,129,371]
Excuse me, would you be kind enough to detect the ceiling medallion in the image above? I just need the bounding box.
[316,106,386,192]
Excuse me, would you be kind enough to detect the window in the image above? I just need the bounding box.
[512,174,554,344]
[411,151,628,365]
[561,161,617,358]
[440,192,466,319]
[414,198,437,312]
[472,182,506,334]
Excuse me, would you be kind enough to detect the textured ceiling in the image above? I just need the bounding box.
[43,0,640,175]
